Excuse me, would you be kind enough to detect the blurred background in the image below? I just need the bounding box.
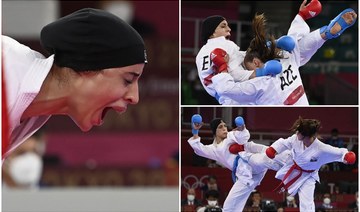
[181,0,358,105]
[2,1,179,211]
[181,107,358,212]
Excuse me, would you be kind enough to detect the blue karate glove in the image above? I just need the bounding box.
[255,60,282,77]
[191,114,202,135]
[275,36,295,52]
[235,116,245,127]
[267,35,295,52]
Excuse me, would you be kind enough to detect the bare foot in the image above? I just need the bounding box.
[330,11,357,35]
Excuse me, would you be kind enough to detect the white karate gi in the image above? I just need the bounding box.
[211,15,326,105]
[270,134,349,211]
[2,35,54,157]
[195,36,253,104]
[188,129,282,211]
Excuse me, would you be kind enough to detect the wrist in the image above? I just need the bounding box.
[217,64,228,73]
[255,67,264,77]
[298,12,306,21]
[192,129,199,135]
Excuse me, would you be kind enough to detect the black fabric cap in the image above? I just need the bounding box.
[210,118,223,136]
[201,15,225,42]
[40,8,147,71]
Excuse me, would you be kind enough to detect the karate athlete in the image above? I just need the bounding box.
[2,8,147,158]
[195,15,284,104]
[265,117,357,211]
[188,115,289,211]
[210,0,357,105]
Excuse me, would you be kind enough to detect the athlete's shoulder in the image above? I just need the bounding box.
[208,36,238,46]
[2,35,24,50]
[3,35,45,60]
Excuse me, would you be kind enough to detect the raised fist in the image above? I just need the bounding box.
[210,48,228,74]
[299,0,322,20]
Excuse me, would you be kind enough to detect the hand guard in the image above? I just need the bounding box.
[299,0,322,20]
[191,114,202,135]
[255,60,282,77]
[265,147,277,159]
[235,116,245,127]
[229,143,245,154]
[210,48,228,74]
[344,151,356,164]
[276,36,295,52]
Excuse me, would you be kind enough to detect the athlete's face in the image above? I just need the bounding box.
[212,20,231,40]
[243,58,264,71]
[69,63,144,132]
[216,121,228,139]
[297,132,315,145]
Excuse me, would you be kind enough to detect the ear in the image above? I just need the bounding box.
[252,58,263,68]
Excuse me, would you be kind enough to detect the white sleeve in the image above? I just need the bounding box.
[287,15,310,41]
[320,144,349,164]
[212,73,259,103]
[227,129,268,153]
[270,135,294,153]
[228,67,254,83]
[227,48,254,82]
[187,137,216,161]
[226,129,250,145]
[244,141,267,153]
[287,15,326,67]
[297,29,326,66]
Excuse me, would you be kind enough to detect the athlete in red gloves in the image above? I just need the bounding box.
[265,117,356,211]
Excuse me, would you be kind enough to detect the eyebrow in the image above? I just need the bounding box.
[129,72,141,77]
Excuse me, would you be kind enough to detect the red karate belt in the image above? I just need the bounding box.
[273,160,315,193]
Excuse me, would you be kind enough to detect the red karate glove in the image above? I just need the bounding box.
[265,147,277,159]
[344,151,356,164]
[298,0,322,20]
[210,48,228,74]
[229,143,245,154]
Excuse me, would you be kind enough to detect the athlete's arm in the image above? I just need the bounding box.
[266,135,294,158]
[211,73,260,104]
[320,143,355,165]
[187,137,217,161]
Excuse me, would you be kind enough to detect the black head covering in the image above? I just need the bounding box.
[201,15,225,42]
[40,8,147,71]
[210,118,223,135]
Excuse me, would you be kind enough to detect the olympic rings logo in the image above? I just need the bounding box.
[182,174,209,189]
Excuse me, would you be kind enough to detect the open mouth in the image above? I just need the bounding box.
[225,35,231,40]
[101,107,112,121]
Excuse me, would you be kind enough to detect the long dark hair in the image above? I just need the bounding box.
[244,13,283,64]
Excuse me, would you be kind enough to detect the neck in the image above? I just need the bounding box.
[303,138,315,147]
[20,65,71,121]
[215,137,223,144]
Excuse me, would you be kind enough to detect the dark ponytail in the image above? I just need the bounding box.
[244,13,283,64]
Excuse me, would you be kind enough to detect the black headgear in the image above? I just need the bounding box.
[40,8,147,71]
[210,118,223,135]
[201,15,225,42]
